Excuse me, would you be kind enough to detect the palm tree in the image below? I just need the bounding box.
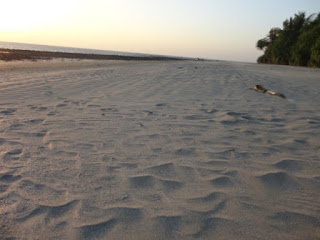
[291,13,320,66]
[256,28,281,63]
[256,12,320,67]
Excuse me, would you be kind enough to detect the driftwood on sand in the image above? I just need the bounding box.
[251,85,286,99]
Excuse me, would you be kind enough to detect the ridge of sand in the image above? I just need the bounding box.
[0,59,320,239]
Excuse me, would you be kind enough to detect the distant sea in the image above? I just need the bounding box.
[0,41,155,57]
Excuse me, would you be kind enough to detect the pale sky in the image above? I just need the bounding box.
[1,0,319,62]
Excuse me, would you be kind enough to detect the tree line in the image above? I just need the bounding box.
[256,12,320,67]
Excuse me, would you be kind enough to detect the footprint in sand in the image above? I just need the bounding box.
[274,159,303,171]
[3,149,23,161]
[78,218,118,240]
[155,103,168,107]
[258,172,300,190]
[0,108,16,115]
[210,176,234,187]
[37,106,48,111]
[56,103,68,108]
[128,175,155,188]
[0,172,22,183]
[29,119,45,124]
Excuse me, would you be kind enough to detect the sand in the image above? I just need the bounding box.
[0,59,319,240]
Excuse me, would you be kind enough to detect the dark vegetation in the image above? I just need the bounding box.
[0,48,183,61]
[257,12,320,67]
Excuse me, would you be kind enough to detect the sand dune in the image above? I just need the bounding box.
[0,59,320,239]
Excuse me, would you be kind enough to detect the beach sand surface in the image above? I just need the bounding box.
[0,59,320,240]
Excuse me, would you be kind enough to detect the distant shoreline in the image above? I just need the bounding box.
[0,48,185,62]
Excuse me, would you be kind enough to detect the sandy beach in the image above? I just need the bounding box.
[0,59,320,240]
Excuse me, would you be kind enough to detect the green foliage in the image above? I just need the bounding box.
[256,12,320,67]
[309,38,320,67]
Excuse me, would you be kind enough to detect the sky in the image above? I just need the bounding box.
[1,0,319,62]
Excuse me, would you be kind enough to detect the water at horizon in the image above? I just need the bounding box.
[0,41,156,57]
